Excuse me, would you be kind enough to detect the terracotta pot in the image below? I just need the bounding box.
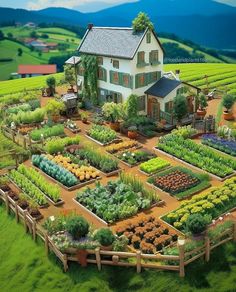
[100,245,113,251]
[223,111,234,121]
[77,249,88,267]
[51,115,60,122]
[196,109,206,117]
[128,131,138,139]
[109,122,120,132]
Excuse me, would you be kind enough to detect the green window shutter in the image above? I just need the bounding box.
[135,74,139,89]
[145,73,150,86]
[110,71,113,83]
[118,72,123,86]
[103,68,107,82]
[149,51,153,63]
[129,75,133,89]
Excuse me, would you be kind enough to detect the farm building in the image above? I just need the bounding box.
[18,65,57,78]
[72,24,200,124]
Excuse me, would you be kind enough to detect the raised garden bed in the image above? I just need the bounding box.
[115,149,155,168]
[139,157,171,176]
[86,124,121,146]
[65,146,121,177]
[202,134,236,157]
[75,173,160,224]
[156,134,236,181]
[32,154,101,191]
[105,140,142,154]
[162,176,236,232]
[147,166,211,200]
[115,216,178,254]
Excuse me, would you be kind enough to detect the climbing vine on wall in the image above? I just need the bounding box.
[81,54,98,105]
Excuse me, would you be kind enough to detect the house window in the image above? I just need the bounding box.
[150,50,159,64]
[110,71,119,85]
[123,74,129,87]
[97,57,103,65]
[146,32,151,43]
[165,101,173,113]
[110,71,132,88]
[138,95,146,111]
[98,67,107,81]
[113,60,119,69]
[137,51,145,66]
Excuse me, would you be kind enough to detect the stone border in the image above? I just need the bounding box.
[153,147,236,182]
[72,198,108,226]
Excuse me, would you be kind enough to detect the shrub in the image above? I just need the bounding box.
[66,216,89,240]
[7,108,45,126]
[172,126,197,139]
[173,94,187,122]
[94,228,115,246]
[222,94,236,111]
[186,214,208,235]
[45,99,65,115]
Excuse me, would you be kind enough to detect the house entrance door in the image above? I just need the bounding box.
[148,97,160,121]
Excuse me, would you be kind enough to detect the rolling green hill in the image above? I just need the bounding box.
[0,26,81,81]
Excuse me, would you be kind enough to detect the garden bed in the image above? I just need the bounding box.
[75,173,160,224]
[85,133,121,146]
[105,140,142,154]
[156,134,236,180]
[65,125,81,134]
[115,149,155,168]
[162,176,236,232]
[154,147,236,182]
[202,134,236,157]
[139,157,171,176]
[115,216,179,254]
[147,166,211,200]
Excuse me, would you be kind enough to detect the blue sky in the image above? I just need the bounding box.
[0,0,236,11]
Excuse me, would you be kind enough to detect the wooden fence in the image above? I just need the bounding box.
[0,189,236,277]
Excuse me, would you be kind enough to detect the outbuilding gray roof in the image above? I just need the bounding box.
[145,77,200,98]
[145,77,182,98]
[78,27,149,59]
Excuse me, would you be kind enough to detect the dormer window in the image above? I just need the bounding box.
[146,32,151,44]
[113,60,119,69]
[97,57,103,65]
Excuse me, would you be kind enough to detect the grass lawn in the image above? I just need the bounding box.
[1,204,236,292]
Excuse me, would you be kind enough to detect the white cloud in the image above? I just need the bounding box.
[27,0,135,10]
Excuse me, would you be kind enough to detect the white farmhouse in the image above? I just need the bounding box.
[67,24,200,125]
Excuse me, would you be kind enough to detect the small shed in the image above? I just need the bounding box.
[61,93,78,115]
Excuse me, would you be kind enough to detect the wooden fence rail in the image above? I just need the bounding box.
[0,189,235,277]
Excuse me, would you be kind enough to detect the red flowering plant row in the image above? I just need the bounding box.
[115,216,178,254]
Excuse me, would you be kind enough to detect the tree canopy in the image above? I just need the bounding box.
[132,12,154,32]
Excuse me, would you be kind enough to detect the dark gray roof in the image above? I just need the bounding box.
[77,27,146,59]
[145,77,182,98]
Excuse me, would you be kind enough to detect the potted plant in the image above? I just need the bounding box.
[196,94,208,117]
[45,99,66,122]
[222,94,236,120]
[128,125,138,139]
[186,214,208,240]
[81,112,89,123]
[46,76,56,97]
[102,102,123,131]
[94,228,115,251]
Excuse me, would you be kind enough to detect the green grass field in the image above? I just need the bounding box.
[0,26,81,80]
[1,204,236,292]
[164,63,236,95]
[0,73,63,95]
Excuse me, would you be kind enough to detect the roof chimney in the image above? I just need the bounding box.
[88,23,93,30]
[175,69,180,81]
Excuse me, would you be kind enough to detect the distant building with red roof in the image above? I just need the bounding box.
[18,65,57,78]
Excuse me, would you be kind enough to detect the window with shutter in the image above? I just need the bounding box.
[165,101,173,113]
[98,67,107,82]
[138,95,146,111]
[137,51,145,67]
[150,50,159,65]
[146,32,151,43]
[123,74,129,87]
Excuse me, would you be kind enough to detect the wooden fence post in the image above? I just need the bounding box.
[205,236,210,262]
[15,204,19,223]
[32,219,36,241]
[63,254,68,272]
[95,247,101,271]
[178,242,185,278]
[23,136,27,150]
[136,251,142,273]
[233,221,236,243]
[5,194,9,214]
[23,210,28,233]
[45,233,49,255]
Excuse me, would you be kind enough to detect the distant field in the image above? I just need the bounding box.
[160,38,223,63]
[0,73,63,95]
[0,26,81,80]
[164,63,236,95]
